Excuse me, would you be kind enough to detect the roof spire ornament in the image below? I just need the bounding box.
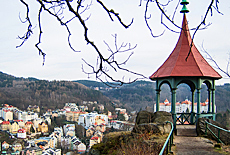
[180,0,189,13]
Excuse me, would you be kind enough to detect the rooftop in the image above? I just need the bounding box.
[150,14,221,80]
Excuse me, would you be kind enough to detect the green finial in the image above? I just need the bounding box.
[180,0,189,13]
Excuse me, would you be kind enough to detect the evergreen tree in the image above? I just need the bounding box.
[30,126,35,133]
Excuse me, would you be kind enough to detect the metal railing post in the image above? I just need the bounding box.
[218,129,220,143]
[205,122,208,136]
[169,134,172,152]
[166,142,169,154]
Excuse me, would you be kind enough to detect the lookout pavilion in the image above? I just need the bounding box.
[149,14,222,128]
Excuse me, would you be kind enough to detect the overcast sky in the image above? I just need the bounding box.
[0,1,229,85]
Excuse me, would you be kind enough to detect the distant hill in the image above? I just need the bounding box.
[73,80,108,89]
[0,72,114,113]
[1,71,229,113]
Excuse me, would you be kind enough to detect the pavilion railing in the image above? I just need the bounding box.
[159,121,174,155]
[200,113,214,120]
[176,113,215,125]
[205,121,230,145]
[176,113,195,125]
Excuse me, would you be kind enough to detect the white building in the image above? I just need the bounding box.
[83,101,97,105]
[63,124,75,137]
[115,108,126,113]
[123,113,129,121]
[17,111,39,122]
[65,103,77,107]
[1,109,13,121]
[42,148,61,155]
[61,135,74,149]
[78,112,108,128]
[33,118,43,128]
[154,99,216,113]
[50,127,63,143]
[41,116,51,125]
[109,120,134,131]
[77,143,86,153]
[1,105,19,121]
[63,103,78,112]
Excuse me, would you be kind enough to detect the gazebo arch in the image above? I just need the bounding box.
[150,14,222,130]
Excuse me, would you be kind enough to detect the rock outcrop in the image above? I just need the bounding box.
[132,111,173,134]
[197,118,230,145]
[89,111,171,155]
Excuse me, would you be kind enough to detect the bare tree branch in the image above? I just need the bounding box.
[186,0,218,60]
[201,43,230,78]
[82,34,146,87]
[15,0,225,87]
[35,6,46,65]
[16,0,33,48]
[144,0,165,37]
[17,0,146,87]
[96,0,134,28]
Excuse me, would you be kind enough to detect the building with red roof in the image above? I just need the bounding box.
[17,128,26,139]
[25,121,35,134]
[154,99,215,114]
[25,121,33,125]
[0,121,10,131]
[89,136,100,148]
[90,136,99,140]
[2,141,10,150]
[1,121,10,125]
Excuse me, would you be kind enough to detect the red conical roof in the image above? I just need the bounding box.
[150,14,222,80]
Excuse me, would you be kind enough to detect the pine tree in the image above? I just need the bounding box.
[30,126,35,133]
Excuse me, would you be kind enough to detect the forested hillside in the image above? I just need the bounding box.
[1,71,229,113]
[216,83,230,111]
[74,80,107,89]
[0,72,114,113]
